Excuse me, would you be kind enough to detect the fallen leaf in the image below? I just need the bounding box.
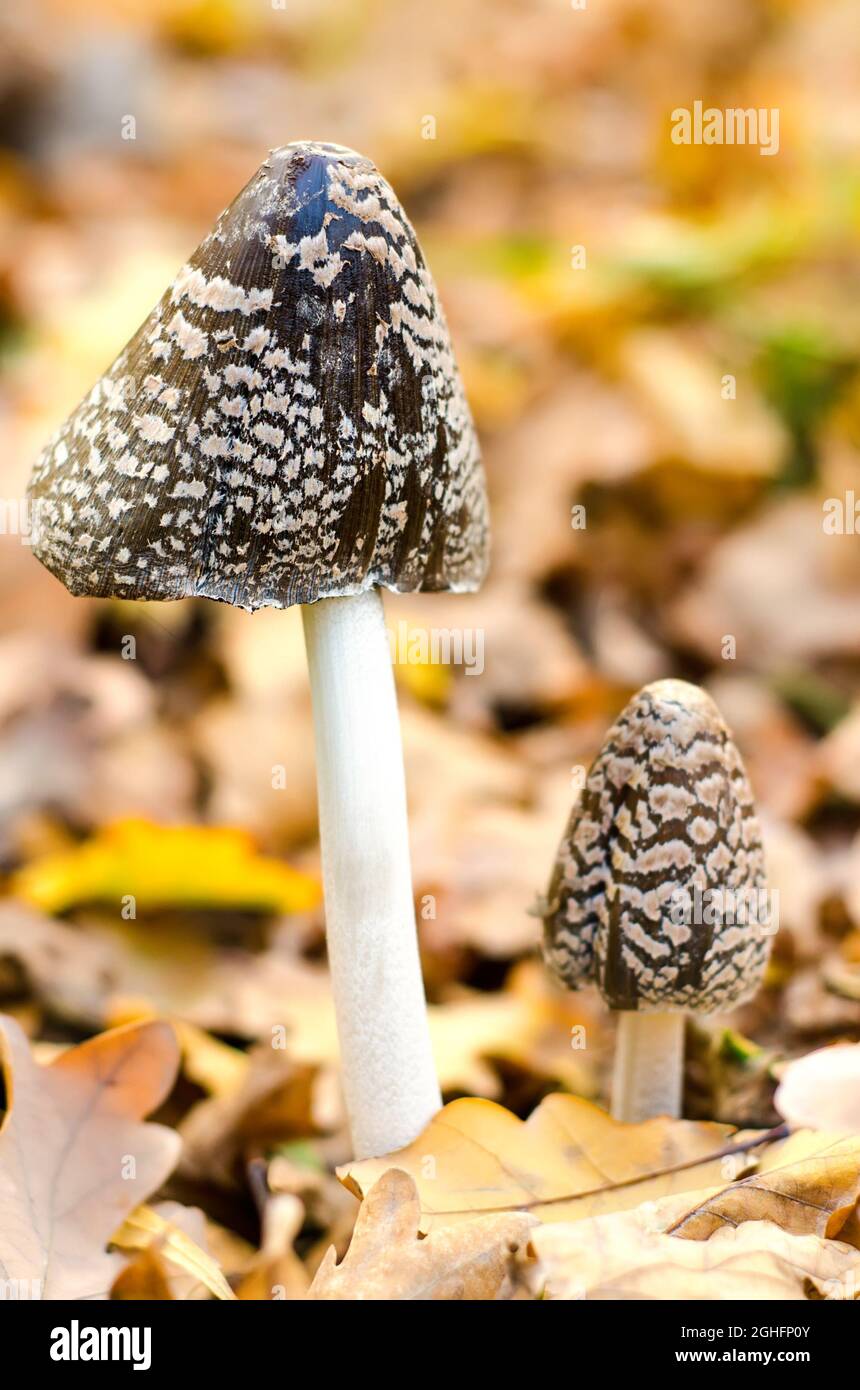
[529,1215,860,1301]
[111,1202,235,1301]
[237,1193,310,1300]
[0,636,195,844]
[12,818,321,915]
[309,1169,534,1300]
[0,901,121,1027]
[671,498,860,668]
[0,902,334,1042]
[705,673,821,822]
[670,1131,860,1243]
[433,962,600,1100]
[759,815,826,956]
[340,1093,766,1231]
[110,1245,173,1300]
[178,1045,320,1188]
[621,328,785,477]
[783,966,860,1036]
[0,1016,180,1299]
[191,694,320,846]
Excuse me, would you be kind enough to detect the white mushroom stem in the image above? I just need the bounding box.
[611,1011,685,1123]
[302,587,442,1158]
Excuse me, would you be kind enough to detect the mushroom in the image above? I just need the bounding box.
[27,141,489,1158]
[540,680,771,1123]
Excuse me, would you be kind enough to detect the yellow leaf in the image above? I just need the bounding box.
[172,1020,248,1098]
[11,817,321,915]
[112,1205,236,1302]
[339,1094,765,1231]
[395,655,452,708]
[389,618,453,708]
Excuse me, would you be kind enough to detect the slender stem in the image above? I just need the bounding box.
[611,1011,685,1123]
[302,588,442,1158]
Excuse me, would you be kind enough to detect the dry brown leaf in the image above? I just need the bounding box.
[309,1169,534,1301]
[620,328,785,477]
[111,1202,235,1301]
[416,802,574,958]
[178,1045,320,1187]
[487,375,654,586]
[111,1245,174,1300]
[393,585,591,725]
[705,674,820,822]
[0,901,119,1027]
[670,1131,860,1243]
[177,984,557,1187]
[340,1094,763,1231]
[0,635,195,840]
[671,498,860,668]
[237,1193,310,1301]
[435,961,601,1099]
[0,902,336,1044]
[191,692,319,846]
[759,815,826,956]
[0,1016,180,1299]
[841,832,860,932]
[529,1215,860,1301]
[783,966,860,1036]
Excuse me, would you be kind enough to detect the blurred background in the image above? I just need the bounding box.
[1,0,860,1250]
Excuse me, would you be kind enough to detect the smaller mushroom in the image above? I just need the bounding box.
[541,680,771,1123]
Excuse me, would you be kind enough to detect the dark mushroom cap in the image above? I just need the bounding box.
[28,142,488,611]
[542,680,770,1012]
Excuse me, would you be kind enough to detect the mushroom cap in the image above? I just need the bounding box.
[542,679,771,1012]
[28,142,488,611]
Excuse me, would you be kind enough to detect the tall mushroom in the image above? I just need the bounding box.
[541,680,771,1123]
[27,141,489,1158]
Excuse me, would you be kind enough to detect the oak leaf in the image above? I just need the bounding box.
[111,1202,235,1301]
[340,1094,760,1231]
[670,1131,860,1243]
[309,1169,534,1300]
[0,1016,180,1299]
[529,1214,860,1301]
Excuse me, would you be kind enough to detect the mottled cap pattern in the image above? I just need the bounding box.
[542,680,770,1013]
[28,142,488,610]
